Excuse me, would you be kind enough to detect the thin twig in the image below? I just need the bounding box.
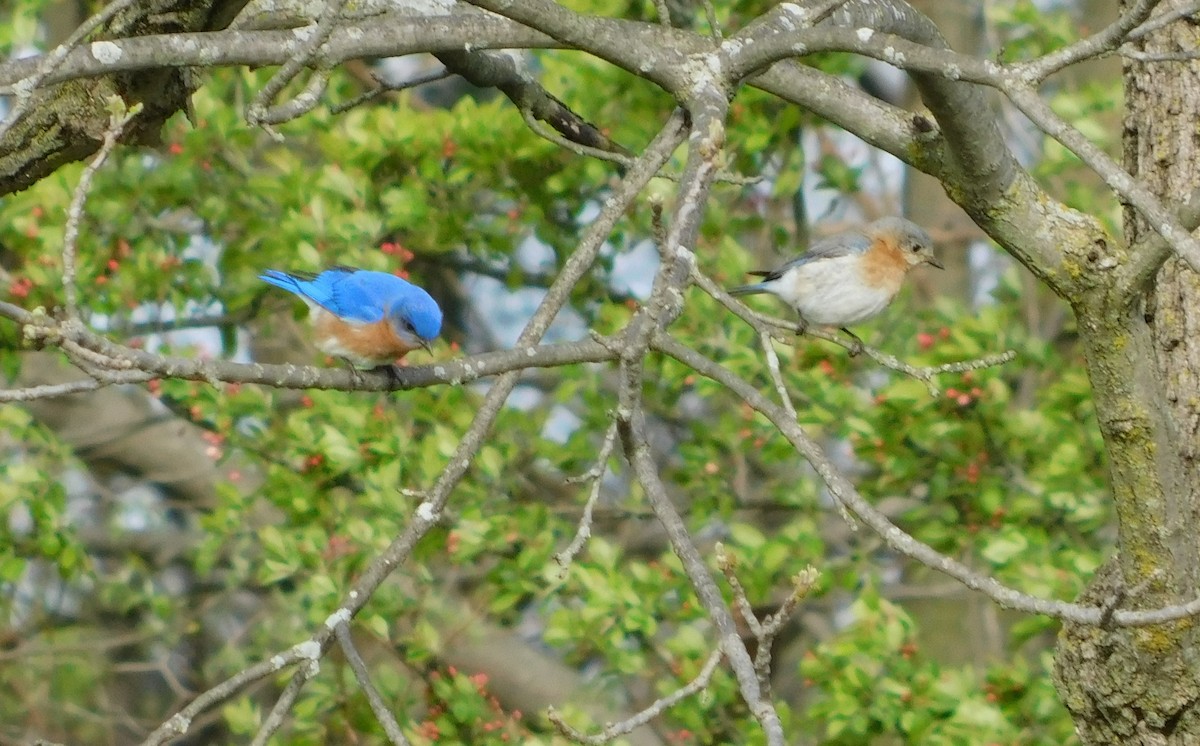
[701,0,722,38]
[753,565,819,694]
[254,67,331,124]
[716,544,762,638]
[249,656,320,746]
[653,0,672,26]
[548,648,723,744]
[1127,1,1200,39]
[140,641,318,745]
[554,418,620,576]
[330,67,453,114]
[246,0,351,127]
[521,108,634,167]
[0,379,102,402]
[1014,0,1161,80]
[758,332,797,422]
[62,98,142,318]
[334,622,411,746]
[808,0,853,26]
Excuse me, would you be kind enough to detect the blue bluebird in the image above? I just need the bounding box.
[729,217,941,346]
[259,266,442,369]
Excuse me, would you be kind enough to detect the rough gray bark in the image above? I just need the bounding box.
[0,0,248,196]
[1054,2,1200,742]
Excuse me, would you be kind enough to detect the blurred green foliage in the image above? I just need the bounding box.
[0,0,1121,743]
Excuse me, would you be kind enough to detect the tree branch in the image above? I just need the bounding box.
[137,109,688,742]
[651,333,1200,628]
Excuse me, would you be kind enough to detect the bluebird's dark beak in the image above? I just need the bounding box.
[419,338,434,354]
[928,257,945,270]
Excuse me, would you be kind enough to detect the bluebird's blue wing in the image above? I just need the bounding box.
[259,267,385,323]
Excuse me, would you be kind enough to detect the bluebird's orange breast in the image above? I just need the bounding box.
[311,310,418,368]
[858,237,908,294]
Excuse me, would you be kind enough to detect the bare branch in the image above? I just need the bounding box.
[330,66,452,114]
[521,108,633,167]
[249,655,320,746]
[548,648,723,744]
[753,566,820,695]
[554,418,620,576]
[0,17,559,91]
[716,544,763,638]
[334,622,411,746]
[437,48,634,158]
[1127,1,1200,40]
[1015,0,1163,80]
[0,378,103,402]
[246,0,350,127]
[651,334,1200,628]
[61,98,142,318]
[140,640,317,745]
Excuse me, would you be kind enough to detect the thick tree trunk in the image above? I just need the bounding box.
[1054,2,1200,742]
[0,0,249,197]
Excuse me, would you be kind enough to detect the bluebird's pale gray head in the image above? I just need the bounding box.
[869,217,943,270]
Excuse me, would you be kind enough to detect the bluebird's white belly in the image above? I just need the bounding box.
[768,256,900,326]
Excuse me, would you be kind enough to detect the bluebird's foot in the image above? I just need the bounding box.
[336,358,366,386]
[794,318,809,337]
[366,363,403,387]
[840,328,865,357]
[383,363,404,386]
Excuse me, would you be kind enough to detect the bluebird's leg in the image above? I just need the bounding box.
[839,328,865,357]
[378,363,404,387]
[335,357,366,387]
[794,314,809,337]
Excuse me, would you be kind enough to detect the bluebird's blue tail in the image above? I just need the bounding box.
[728,282,769,297]
[258,269,306,294]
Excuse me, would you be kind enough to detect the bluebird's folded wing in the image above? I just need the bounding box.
[746,230,873,282]
[259,267,389,323]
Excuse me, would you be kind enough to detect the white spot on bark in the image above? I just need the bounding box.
[856,28,874,42]
[294,640,321,660]
[777,3,805,28]
[90,41,123,64]
[324,608,351,629]
[417,501,438,521]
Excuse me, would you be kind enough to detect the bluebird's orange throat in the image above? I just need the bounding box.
[259,266,443,370]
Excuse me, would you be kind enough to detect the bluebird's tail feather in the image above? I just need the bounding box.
[258,269,304,293]
[728,282,769,297]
